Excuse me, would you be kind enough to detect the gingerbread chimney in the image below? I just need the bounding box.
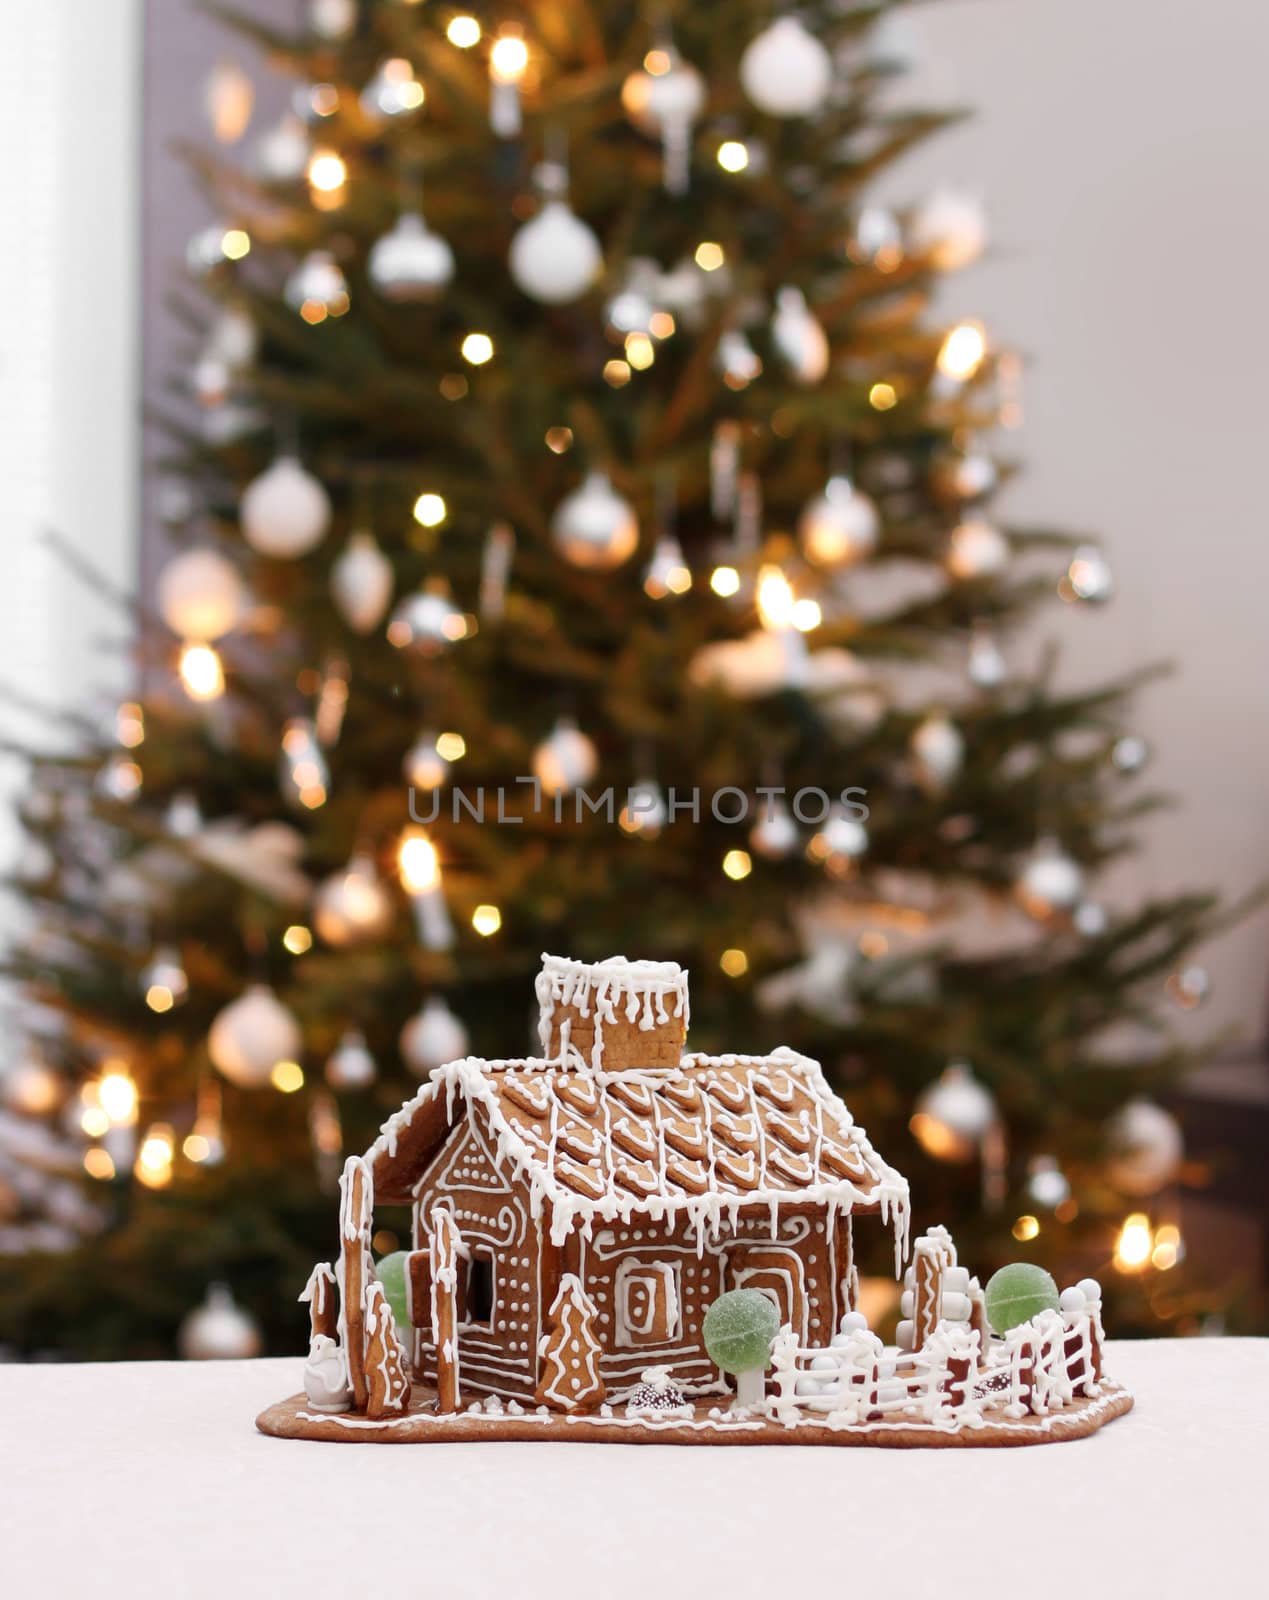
[535,954,690,1071]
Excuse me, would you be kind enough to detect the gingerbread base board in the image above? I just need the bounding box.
[256,1380,1132,1448]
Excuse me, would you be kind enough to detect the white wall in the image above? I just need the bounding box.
[885,0,1269,1046]
[0,1,141,845]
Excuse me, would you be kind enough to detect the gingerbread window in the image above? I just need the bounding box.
[615,1260,680,1346]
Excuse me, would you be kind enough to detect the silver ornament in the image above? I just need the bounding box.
[809,806,869,877]
[739,17,833,118]
[241,456,331,559]
[404,732,450,792]
[309,0,357,40]
[208,984,301,1089]
[1026,1155,1071,1210]
[848,205,902,267]
[1074,901,1109,938]
[206,304,258,370]
[326,1028,377,1091]
[967,626,1007,689]
[141,945,189,1010]
[360,57,425,121]
[551,472,639,569]
[1107,1099,1183,1196]
[284,249,350,320]
[179,1284,262,1360]
[96,753,143,804]
[947,517,1009,579]
[1016,840,1084,919]
[771,286,829,384]
[1166,964,1211,1011]
[1065,545,1114,604]
[716,328,763,387]
[254,113,310,182]
[509,199,603,304]
[400,996,469,1077]
[1112,734,1150,774]
[331,531,394,633]
[867,9,924,72]
[909,187,987,272]
[799,476,879,568]
[313,855,393,948]
[367,212,454,302]
[931,447,997,504]
[910,712,964,790]
[750,796,799,859]
[644,535,691,598]
[620,779,668,838]
[387,586,466,654]
[606,258,662,335]
[912,1062,996,1163]
[185,222,237,279]
[532,717,598,795]
[621,49,705,195]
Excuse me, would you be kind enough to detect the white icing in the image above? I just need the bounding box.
[365,1047,910,1268]
[535,953,691,1068]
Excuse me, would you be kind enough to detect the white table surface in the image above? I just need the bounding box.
[1,1339,1263,1598]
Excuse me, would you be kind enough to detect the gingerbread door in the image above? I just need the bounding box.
[727,1246,807,1340]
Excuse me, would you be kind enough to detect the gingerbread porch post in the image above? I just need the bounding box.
[337,1155,373,1411]
[430,1208,462,1413]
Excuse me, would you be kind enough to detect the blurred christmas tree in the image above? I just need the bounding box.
[0,0,1245,1357]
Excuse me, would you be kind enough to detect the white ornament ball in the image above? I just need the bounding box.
[368,212,454,302]
[621,57,705,136]
[325,1029,377,1091]
[254,113,310,182]
[401,996,470,1077]
[750,798,799,860]
[1108,1100,1183,1196]
[178,1284,263,1360]
[772,286,830,384]
[911,713,964,790]
[404,732,450,792]
[1066,545,1115,605]
[799,476,879,568]
[313,856,393,948]
[509,200,603,304]
[948,518,1009,580]
[209,984,302,1088]
[932,447,997,504]
[910,187,987,272]
[551,472,639,570]
[967,628,1007,690]
[241,456,331,559]
[740,17,833,118]
[156,548,244,642]
[1074,901,1109,939]
[332,531,394,633]
[284,250,349,318]
[207,304,258,370]
[912,1063,996,1163]
[533,717,598,795]
[1027,1155,1071,1210]
[388,587,465,654]
[309,0,356,40]
[622,778,668,838]
[1016,842,1084,919]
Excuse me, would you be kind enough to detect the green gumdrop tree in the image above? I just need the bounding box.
[0,0,1243,1357]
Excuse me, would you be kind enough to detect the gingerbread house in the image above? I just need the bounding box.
[360,953,910,1404]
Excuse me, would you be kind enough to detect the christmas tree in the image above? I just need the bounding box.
[0,0,1239,1357]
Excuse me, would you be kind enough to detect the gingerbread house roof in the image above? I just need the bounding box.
[366,1047,910,1266]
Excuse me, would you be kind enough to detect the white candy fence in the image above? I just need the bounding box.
[766,1288,1104,1431]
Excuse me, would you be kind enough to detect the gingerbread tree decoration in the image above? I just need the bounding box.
[535,1274,606,1412]
[363,1279,410,1420]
